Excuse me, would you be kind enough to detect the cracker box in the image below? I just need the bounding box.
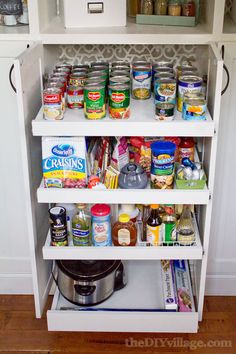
[161,260,178,311]
[173,260,195,312]
[42,137,87,188]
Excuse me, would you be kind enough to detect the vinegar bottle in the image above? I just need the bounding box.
[146,204,163,245]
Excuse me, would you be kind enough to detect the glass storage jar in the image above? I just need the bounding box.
[127,0,141,17]
[168,0,182,16]
[141,0,154,15]
[182,0,196,17]
[154,0,168,15]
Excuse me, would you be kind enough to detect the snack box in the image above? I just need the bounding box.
[42,137,87,188]
[161,260,178,311]
[173,260,195,313]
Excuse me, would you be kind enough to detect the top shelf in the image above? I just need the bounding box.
[40,16,213,45]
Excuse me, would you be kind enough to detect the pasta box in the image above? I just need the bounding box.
[63,0,127,28]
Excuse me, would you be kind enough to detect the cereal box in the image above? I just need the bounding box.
[42,137,87,188]
[173,260,195,312]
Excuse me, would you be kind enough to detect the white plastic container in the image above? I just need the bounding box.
[63,0,127,28]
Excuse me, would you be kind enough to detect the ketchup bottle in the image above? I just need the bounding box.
[178,137,195,162]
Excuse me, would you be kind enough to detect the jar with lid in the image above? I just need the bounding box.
[182,0,196,17]
[112,214,137,246]
[154,0,168,15]
[127,0,141,17]
[168,0,182,16]
[91,204,112,247]
[141,0,154,15]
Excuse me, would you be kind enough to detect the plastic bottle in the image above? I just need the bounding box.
[178,137,195,162]
[146,204,163,245]
[112,214,137,246]
[72,204,91,246]
[56,203,77,236]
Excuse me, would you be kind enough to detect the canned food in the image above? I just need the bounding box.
[110,70,130,77]
[111,65,130,72]
[46,81,66,112]
[55,63,72,71]
[85,77,106,87]
[67,85,84,109]
[153,61,173,68]
[73,64,90,71]
[87,71,108,82]
[91,61,109,67]
[49,206,68,247]
[90,66,109,75]
[108,84,130,119]
[84,84,106,120]
[182,93,206,121]
[154,67,174,74]
[69,73,87,87]
[132,66,152,100]
[132,61,152,69]
[112,61,130,68]
[43,87,63,120]
[154,78,176,105]
[48,76,67,93]
[177,64,198,78]
[71,68,89,74]
[155,103,175,121]
[163,214,177,244]
[154,72,175,80]
[177,75,203,112]
[54,67,71,74]
[109,76,131,86]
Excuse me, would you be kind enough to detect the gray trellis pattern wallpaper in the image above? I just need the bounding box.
[58,45,202,68]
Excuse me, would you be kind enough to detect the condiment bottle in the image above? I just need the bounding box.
[141,0,154,15]
[142,204,151,241]
[177,205,195,246]
[112,214,137,246]
[146,204,163,245]
[182,0,196,17]
[72,204,91,246]
[168,0,182,16]
[162,205,177,245]
[178,137,195,162]
[155,0,168,15]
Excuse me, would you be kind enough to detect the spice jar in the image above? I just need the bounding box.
[168,0,182,16]
[155,0,168,15]
[182,0,196,17]
[127,0,141,17]
[141,0,154,15]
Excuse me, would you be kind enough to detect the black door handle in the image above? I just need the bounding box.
[221,45,230,96]
[9,64,16,93]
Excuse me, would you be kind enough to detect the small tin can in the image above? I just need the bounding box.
[132,66,152,100]
[111,65,130,72]
[87,70,108,82]
[132,61,152,69]
[110,69,130,77]
[73,64,90,71]
[182,93,206,121]
[67,85,84,109]
[108,84,130,119]
[154,67,174,75]
[55,63,72,71]
[155,102,175,121]
[109,76,131,86]
[153,61,173,68]
[163,214,177,244]
[71,68,89,75]
[69,72,87,87]
[43,87,63,120]
[51,72,69,82]
[48,76,67,93]
[91,61,109,68]
[177,75,203,112]
[49,206,68,246]
[154,72,175,80]
[46,81,66,112]
[84,84,106,120]
[85,77,106,87]
[112,61,130,68]
[154,78,177,105]
[177,63,198,78]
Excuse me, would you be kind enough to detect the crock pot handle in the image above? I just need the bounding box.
[74,284,96,296]
[114,263,127,291]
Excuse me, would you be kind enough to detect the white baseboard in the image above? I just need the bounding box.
[0,274,33,294]
[206,275,236,295]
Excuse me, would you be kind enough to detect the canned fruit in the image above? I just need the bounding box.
[108,84,130,119]
[177,75,203,112]
[67,86,84,109]
[43,88,63,120]
[132,67,152,100]
[155,103,175,121]
[154,78,176,105]
[183,94,206,121]
[84,84,106,120]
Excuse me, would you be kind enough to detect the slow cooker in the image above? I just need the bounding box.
[56,260,127,306]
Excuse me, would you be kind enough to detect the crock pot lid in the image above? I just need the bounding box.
[56,260,120,280]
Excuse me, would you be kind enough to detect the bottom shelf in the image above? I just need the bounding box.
[47,261,198,333]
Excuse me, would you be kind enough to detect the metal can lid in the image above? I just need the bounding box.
[132,61,151,67]
[110,76,130,84]
[156,102,175,110]
[132,66,152,72]
[108,84,130,91]
[91,61,109,67]
[153,61,173,68]
[85,77,106,86]
[84,83,105,90]
[44,87,61,94]
[179,75,203,84]
[70,72,88,78]
[154,74,176,81]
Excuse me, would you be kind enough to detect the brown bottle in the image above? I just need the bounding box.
[146,204,163,245]
[112,214,137,246]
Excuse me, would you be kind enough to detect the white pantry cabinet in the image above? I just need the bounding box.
[10,40,223,332]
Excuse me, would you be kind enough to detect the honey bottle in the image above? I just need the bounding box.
[112,214,137,246]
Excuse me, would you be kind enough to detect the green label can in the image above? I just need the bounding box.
[108,84,130,119]
[84,84,106,120]
[163,215,177,244]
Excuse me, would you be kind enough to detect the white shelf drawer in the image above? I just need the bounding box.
[47,261,198,332]
[32,101,214,137]
[37,179,210,204]
[43,217,203,260]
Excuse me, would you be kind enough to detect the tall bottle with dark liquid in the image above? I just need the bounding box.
[146,204,163,246]
[177,205,195,246]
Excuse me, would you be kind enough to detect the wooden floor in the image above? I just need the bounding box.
[0,296,235,354]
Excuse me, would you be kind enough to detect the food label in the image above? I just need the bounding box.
[92,221,111,247]
[155,81,176,104]
[72,228,90,246]
[183,102,206,121]
[179,147,194,162]
[177,81,202,112]
[151,153,175,175]
[67,91,84,109]
[163,222,177,243]
[84,88,106,119]
[146,225,163,245]
[118,228,131,246]
[132,69,151,100]
[42,137,87,188]
[109,89,130,119]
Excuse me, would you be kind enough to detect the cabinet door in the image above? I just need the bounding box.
[207,43,236,295]
[14,43,51,317]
